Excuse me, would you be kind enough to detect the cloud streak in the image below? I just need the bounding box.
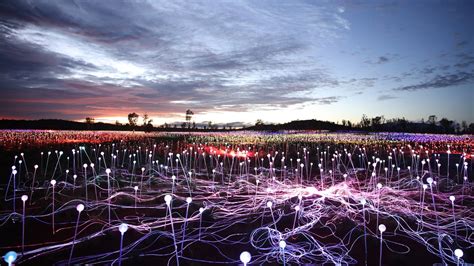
[394,72,474,91]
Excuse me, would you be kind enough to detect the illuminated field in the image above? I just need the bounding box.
[0,130,472,265]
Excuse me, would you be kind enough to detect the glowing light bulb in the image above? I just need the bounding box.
[186,197,192,204]
[164,195,172,205]
[240,251,251,265]
[21,195,28,202]
[119,223,128,235]
[76,204,85,213]
[454,249,463,258]
[378,224,386,233]
[449,196,455,202]
[279,240,287,249]
[267,201,273,208]
[3,251,17,264]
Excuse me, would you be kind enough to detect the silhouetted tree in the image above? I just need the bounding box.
[144,119,153,132]
[85,117,95,130]
[439,118,454,133]
[181,122,187,129]
[428,115,437,125]
[128,112,139,129]
[360,114,370,128]
[142,113,149,126]
[255,119,264,126]
[85,117,95,124]
[461,121,468,133]
[371,116,384,130]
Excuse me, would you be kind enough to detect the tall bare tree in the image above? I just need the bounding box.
[185,109,194,128]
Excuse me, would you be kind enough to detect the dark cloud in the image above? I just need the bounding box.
[394,71,474,91]
[377,94,398,101]
[455,53,474,69]
[377,56,389,64]
[365,55,396,65]
[456,40,469,47]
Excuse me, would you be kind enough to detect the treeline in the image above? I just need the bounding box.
[1,114,473,134]
[351,115,474,134]
[247,119,347,131]
[246,115,474,134]
[0,119,234,132]
[0,119,142,131]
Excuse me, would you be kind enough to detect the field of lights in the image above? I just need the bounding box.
[0,130,472,265]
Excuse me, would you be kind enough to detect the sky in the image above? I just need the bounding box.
[0,0,473,126]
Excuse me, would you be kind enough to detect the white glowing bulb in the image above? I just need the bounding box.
[76,204,85,212]
[378,224,386,233]
[454,249,463,258]
[279,240,287,249]
[164,195,172,205]
[240,251,251,264]
[119,223,128,234]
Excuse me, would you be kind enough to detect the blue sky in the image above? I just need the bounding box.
[0,0,472,125]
